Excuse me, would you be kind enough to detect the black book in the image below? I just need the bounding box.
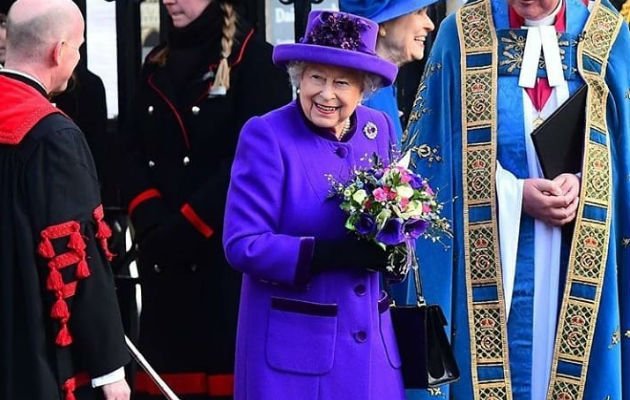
[530,84,588,179]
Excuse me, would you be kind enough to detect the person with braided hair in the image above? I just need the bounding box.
[121,0,291,398]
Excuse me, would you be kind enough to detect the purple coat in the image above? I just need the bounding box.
[223,101,405,400]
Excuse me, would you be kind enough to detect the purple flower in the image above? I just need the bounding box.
[376,218,405,246]
[408,174,424,190]
[303,12,370,51]
[404,219,429,239]
[355,214,376,235]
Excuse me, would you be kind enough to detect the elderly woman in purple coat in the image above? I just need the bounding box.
[223,10,404,400]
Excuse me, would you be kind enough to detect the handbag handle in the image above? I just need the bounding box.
[385,238,427,307]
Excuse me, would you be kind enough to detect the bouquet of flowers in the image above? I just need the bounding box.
[328,152,450,279]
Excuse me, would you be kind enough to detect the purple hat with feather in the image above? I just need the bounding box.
[273,10,398,87]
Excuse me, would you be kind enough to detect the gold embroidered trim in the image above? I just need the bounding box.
[404,63,443,165]
[499,31,570,73]
[609,329,621,348]
[546,1,621,399]
[457,0,512,398]
[427,387,444,397]
[581,5,622,68]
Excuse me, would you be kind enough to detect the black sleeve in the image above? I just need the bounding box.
[185,38,293,232]
[119,64,172,237]
[25,115,129,377]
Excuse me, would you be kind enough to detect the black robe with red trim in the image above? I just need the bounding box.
[121,1,291,399]
[0,72,130,400]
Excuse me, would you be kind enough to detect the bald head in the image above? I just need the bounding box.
[6,0,83,61]
[5,0,84,92]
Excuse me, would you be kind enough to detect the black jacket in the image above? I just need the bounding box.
[0,72,129,400]
[121,2,291,396]
[123,2,292,262]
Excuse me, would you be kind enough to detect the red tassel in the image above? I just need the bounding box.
[56,323,73,347]
[62,377,77,400]
[96,220,112,240]
[93,204,105,220]
[38,237,55,259]
[75,259,90,279]
[46,268,64,291]
[51,298,69,319]
[67,231,86,252]
[99,239,115,262]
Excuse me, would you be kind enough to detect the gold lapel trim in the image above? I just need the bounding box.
[546,2,621,399]
[457,0,512,398]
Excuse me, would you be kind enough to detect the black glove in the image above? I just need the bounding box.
[137,212,203,267]
[311,237,389,273]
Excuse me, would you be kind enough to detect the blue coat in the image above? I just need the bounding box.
[223,101,405,400]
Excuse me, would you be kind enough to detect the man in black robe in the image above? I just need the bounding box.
[0,0,130,398]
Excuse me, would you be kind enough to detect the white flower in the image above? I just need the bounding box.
[395,185,414,200]
[375,208,392,230]
[352,189,368,205]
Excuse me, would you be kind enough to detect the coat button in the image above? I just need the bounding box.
[191,106,200,115]
[147,105,154,115]
[335,147,348,158]
[183,156,191,166]
[354,331,367,343]
[354,284,366,296]
[148,160,155,168]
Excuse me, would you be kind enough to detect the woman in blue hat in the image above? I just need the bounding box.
[337,3,444,400]
[339,0,439,142]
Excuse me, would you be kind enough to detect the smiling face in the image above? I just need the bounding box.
[162,0,211,28]
[377,8,435,66]
[508,0,560,20]
[298,63,364,136]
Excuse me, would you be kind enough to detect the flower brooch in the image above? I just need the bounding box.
[363,122,378,140]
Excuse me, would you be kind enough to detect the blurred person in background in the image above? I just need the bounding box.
[121,0,291,398]
[338,9,445,395]
[339,0,439,143]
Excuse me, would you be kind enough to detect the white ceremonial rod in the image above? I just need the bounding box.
[125,335,181,400]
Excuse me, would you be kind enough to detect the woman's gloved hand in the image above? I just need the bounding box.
[311,237,389,273]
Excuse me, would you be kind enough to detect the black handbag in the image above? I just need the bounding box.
[386,260,460,388]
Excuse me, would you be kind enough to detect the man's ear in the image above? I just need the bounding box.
[51,41,64,66]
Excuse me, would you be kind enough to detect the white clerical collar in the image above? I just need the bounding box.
[518,0,565,89]
[0,68,48,93]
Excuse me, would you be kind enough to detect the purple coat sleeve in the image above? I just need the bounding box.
[223,115,315,286]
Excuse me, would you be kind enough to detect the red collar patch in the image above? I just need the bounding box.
[0,75,59,145]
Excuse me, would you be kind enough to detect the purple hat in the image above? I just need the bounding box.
[273,10,398,87]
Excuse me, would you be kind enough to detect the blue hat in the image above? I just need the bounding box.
[339,0,439,24]
[273,10,398,86]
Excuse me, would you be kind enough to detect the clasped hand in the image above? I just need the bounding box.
[522,173,580,226]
